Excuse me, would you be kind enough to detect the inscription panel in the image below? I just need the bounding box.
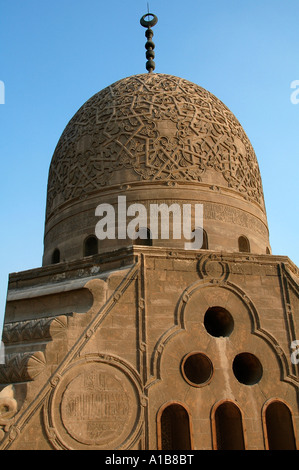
[61,368,130,445]
[47,359,141,450]
[204,202,268,237]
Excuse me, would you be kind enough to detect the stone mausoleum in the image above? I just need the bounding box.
[0,14,298,450]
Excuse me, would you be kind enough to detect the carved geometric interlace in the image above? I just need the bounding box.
[46,74,264,217]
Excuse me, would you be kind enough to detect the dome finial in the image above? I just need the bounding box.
[140,7,158,73]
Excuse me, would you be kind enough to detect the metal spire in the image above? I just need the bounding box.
[140,11,158,73]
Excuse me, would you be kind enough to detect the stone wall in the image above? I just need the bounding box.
[0,247,298,449]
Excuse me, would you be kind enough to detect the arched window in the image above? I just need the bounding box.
[202,229,208,249]
[191,228,208,249]
[52,248,60,264]
[84,235,98,257]
[134,228,152,246]
[212,401,245,450]
[158,403,192,450]
[198,228,208,249]
[266,247,270,254]
[264,400,297,450]
[238,235,250,253]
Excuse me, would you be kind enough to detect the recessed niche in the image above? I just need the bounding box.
[204,307,234,337]
[232,353,263,385]
[181,352,213,387]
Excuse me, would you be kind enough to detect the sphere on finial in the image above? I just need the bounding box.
[140,13,158,73]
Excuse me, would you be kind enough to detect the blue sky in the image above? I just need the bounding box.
[0,0,298,333]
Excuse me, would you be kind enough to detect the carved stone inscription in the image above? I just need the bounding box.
[48,360,140,449]
[61,367,130,445]
[204,202,268,237]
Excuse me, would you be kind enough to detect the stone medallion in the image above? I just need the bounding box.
[45,355,142,450]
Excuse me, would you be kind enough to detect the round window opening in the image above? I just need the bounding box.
[181,352,213,387]
[232,352,263,385]
[204,307,234,337]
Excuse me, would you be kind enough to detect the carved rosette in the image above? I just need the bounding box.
[0,352,46,384]
[0,316,68,384]
[46,74,265,219]
[44,354,143,450]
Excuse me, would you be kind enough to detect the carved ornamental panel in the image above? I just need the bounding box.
[46,74,264,218]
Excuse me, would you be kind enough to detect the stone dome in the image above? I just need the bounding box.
[43,73,270,265]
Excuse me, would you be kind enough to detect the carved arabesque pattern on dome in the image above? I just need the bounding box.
[46,74,264,218]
